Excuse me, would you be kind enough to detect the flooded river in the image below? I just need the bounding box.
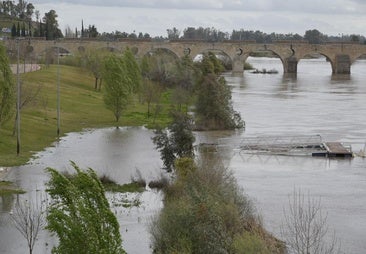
[1,57,365,253]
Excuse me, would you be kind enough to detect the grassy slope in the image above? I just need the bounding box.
[0,65,171,166]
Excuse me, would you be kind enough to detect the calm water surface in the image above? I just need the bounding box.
[1,57,365,253]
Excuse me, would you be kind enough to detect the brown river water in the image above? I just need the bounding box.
[1,57,365,253]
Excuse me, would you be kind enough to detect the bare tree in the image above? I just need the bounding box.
[281,189,341,254]
[12,82,42,136]
[10,195,47,254]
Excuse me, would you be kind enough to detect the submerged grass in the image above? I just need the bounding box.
[0,65,173,167]
[0,181,25,195]
[103,181,146,193]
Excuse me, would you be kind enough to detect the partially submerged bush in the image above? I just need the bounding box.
[148,176,169,190]
[150,158,283,253]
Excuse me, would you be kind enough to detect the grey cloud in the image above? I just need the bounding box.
[32,0,366,14]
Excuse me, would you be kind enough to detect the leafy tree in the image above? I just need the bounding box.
[81,49,107,90]
[25,2,34,21]
[123,47,141,94]
[169,56,197,111]
[21,22,26,37]
[102,54,132,125]
[304,29,326,44]
[350,34,360,42]
[11,23,16,37]
[0,43,15,128]
[45,162,126,254]
[139,50,176,88]
[152,111,195,172]
[16,22,20,37]
[43,9,63,40]
[142,78,162,117]
[16,0,27,19]
[87,24,99,38]
[195,53,244,130]
[167,27,180,39]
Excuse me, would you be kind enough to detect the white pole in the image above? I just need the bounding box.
[16,39,21,155]
[57,43,60,137]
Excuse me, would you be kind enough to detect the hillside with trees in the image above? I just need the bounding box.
[0,0,63,39]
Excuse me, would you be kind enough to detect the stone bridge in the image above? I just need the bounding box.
[4,38,366,74]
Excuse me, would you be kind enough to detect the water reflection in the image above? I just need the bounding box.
[0,194,14,213]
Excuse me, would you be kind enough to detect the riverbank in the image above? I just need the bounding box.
[0,65,172,167]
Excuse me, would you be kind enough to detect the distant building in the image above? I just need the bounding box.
[1,28,11,33]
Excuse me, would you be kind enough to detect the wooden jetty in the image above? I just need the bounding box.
[216,135,354,158]
[323,142,353,158]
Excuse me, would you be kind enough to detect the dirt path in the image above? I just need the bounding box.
[10,64,41,74]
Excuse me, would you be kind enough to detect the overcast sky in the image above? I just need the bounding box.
[30,0,366,37]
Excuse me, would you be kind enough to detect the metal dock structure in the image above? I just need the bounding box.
[216,135,353,158]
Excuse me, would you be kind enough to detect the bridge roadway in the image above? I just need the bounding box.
[4,38,366,74]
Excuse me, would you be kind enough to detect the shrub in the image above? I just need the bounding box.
[150,158,275,254]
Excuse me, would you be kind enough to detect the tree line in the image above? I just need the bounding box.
[3,1,364,44]
[78,26,366,45]
[0,0,34,21]
[168,26,366,44]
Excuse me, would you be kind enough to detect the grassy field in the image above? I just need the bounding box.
[0,65,172,167]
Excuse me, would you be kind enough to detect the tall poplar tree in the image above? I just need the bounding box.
[102,54,131,125]
[102,51,141,125]
[123,47,141,94]
[0,43,15,128]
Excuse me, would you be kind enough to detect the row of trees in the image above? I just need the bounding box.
[0,42,14,129]
[74,44,243,134]
[0,0,34,21]
[0,0,63,40]
[168,27,365,44]
[77,26,365,45]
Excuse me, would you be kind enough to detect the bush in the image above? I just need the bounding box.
[150,158,283,253]
[232,232,270,254]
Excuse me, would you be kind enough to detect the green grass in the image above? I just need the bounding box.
[0,65,173,167]
[103,181,146,193]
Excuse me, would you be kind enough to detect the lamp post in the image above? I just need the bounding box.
[56,41,61,137]
[339,33,344,52]
[16,38,21,155]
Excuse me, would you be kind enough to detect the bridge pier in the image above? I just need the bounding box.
[231,55,244,75]
[284,56,298,74]
[334,54,351,74]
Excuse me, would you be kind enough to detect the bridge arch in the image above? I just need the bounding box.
[242,48,285,73]
[140,47,180,61]
[96,46,121,53]
[297,52,335,74]
[350,52,366,64]
[192,49,233,70]
[297,54,334,74]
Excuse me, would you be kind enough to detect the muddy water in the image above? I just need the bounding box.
[0,127,164,254]
[1,57,366,253]
[227,57,366,254]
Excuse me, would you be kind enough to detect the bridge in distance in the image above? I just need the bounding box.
[5,38,366,75]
